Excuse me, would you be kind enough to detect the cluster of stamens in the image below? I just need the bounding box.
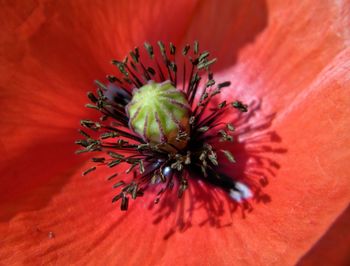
[76,41,248,210]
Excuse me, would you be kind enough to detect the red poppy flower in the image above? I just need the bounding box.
[1,0,349,265]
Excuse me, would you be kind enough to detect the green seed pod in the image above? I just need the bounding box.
[126,81,190,150]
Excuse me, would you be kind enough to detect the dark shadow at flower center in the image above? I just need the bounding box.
[149,99,287,240]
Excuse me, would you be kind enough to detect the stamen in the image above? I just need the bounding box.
[77,41,249,211]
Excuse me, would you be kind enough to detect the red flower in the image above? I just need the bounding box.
[1,0,349,265]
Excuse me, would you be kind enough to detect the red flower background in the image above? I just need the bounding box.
[0,0,349,265]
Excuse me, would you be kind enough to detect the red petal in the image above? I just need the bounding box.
[1,0,350,265]
[297,205,350,266]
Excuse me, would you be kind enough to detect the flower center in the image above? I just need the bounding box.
[76,41,250,211]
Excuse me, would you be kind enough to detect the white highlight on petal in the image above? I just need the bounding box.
[163,166,172,177]
[229,190,243,202]
[229,181,253,202]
